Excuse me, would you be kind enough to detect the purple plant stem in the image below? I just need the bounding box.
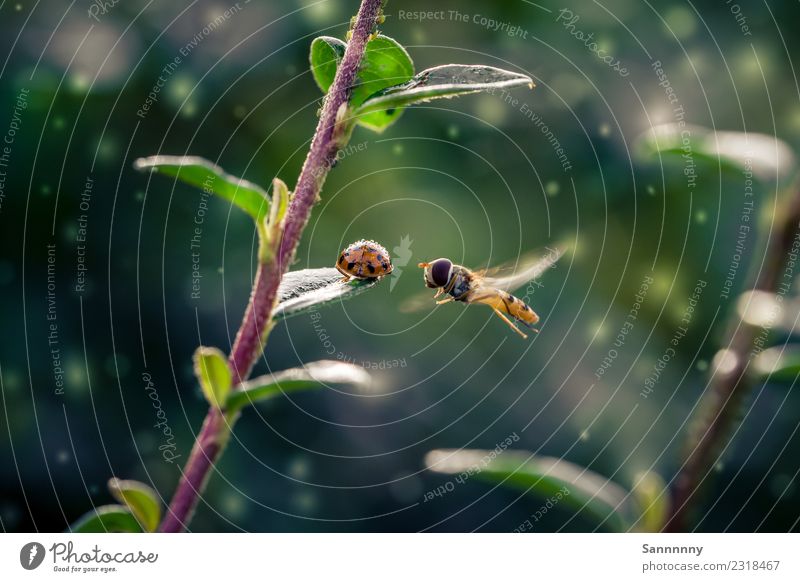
[158,0,384,533]
[158,408,226,533]
[666,182,800,531]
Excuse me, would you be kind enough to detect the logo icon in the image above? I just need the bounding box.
[390,235,414,292]
[20,542,45,570]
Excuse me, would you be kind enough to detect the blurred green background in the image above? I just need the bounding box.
[1,0,799,532]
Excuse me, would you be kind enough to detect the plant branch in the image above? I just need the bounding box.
[158,0,384,533]
[666,181,800,531]
[227,0,380,387]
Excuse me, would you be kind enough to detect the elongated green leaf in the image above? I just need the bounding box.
[425,449,635,531]
[68,505,144,533]
[310,36,346,93]
[635,123,796,181]
[134,156,270,222]
[354,64,535,132]
[226,360,372,413]
[752,345,800,383]
[193,347,232,408]
[274,267,381,319]
[107,478,161,533]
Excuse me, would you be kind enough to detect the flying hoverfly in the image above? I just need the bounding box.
[405,248,563,339]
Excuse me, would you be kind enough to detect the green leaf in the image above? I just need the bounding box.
[310,35,414,101]
[107,478,161,532]
[309,36,346,94]
[265,178,290,244]
[193,347,233,408]
[630,471,669,532]
[133,156,270,222]
[274,267,381,319]
[752,345,800,383]
[225,360,372,413]
[635,123,797,182]
[425,449,635,532]
[350,35,414,129]
[354,64,535,132]
[68,505,144,533]
[310,35,414,130]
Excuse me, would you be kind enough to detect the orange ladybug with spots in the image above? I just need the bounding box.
[336,239,393,281]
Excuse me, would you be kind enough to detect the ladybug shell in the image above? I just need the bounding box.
[336,239,393,279]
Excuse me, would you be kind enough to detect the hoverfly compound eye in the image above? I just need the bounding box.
[430,258,453,288]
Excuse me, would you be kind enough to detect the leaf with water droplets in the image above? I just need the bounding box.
[354,64,534,132]
[274,267,380,319]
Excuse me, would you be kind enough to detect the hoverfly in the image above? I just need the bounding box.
[406,248,563,339]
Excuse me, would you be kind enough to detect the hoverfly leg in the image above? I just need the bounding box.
[436,296,454,305]
[491,308,528,339]
[519,319,538,331]
[516,315,539,333]
[433,288,444,299]
[519,318,539,333]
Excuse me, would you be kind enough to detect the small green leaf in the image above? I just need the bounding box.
[310,35,414,130]
[630,471,669,532]
[635,123,797,181]
[752,345,800,383]
[259,178,290,263]
[356,36,415,99]
[425,449,635,532]
[266,178,290,240]
[193,347,232,408]
[354,64,535,132]
[68,505,144,533]
[310,36,346,93]
[310,35,413,102]
[107,478,161,532]
[226,360,372,413]
[350,35,413,129]
[274,267,381,319]
[134,156,270,222]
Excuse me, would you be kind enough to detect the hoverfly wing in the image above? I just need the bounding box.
[479,246,564,293]
[399,288,440,313]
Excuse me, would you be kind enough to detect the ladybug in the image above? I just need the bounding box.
[336,239,393,281]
